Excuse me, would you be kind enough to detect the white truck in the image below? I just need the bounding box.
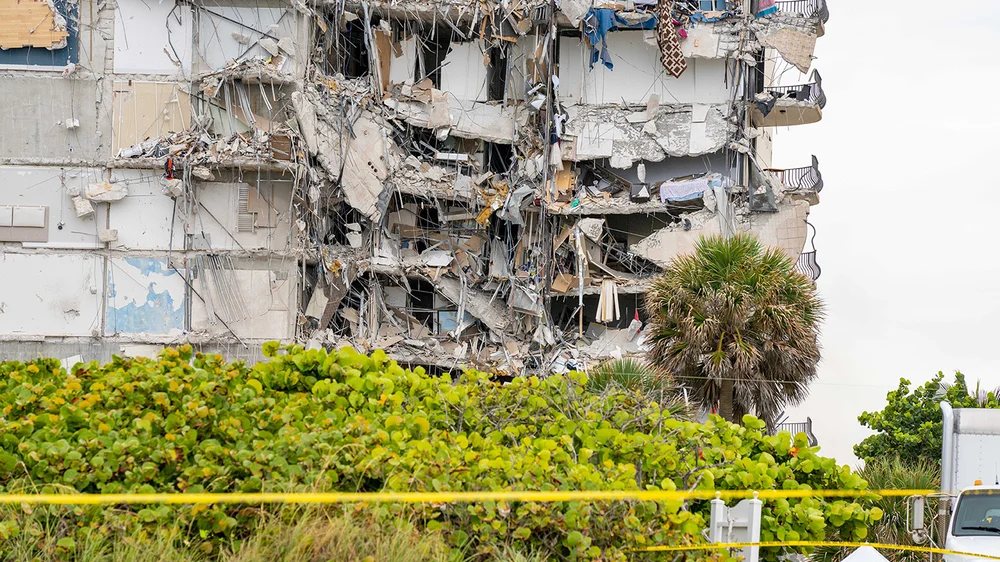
[909,402,1000,560]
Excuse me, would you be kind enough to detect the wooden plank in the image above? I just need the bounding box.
[0,0,69,49]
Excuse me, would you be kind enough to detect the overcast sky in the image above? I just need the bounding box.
[774,2,1000,467]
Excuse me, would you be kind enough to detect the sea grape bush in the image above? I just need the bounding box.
[0,343,881,560]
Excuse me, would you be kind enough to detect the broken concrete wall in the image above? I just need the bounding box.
[0,0,828,373]
[564,103,733,166]
[630,199,810,266]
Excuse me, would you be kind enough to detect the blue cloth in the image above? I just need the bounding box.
[584,8,617,70]
[583,9,658,70]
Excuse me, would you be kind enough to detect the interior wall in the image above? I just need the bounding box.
[0,253,104,337]
[106,170,186,251]
[558,33,731,105]
[0,167,108,249]
[112,81,191,154]
[113,0,193,75]
[190,261,296,339]
[196,3,298,73]
[440,41,489,102]
[193,180,294,251]
[105,256,186,336]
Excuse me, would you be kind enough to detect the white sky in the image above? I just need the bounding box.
[776,2,1000,467]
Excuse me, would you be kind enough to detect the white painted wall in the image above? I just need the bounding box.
[0,167,107,249]
[389,37,418,86]
[107,171,185,251]
[558,32,731,105]
[113,0,193,75]
[190,265,295,339]
[440,41,490,102]
[193,182,294,251]
[197,5,297,73]
[0,253,104,337]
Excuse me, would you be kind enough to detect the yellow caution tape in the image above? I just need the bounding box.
[0,489,936,506]
[635,541,1000,561]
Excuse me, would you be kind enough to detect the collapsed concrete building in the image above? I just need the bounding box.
[0,0,827,375]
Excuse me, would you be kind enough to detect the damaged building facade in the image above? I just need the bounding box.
[0,0,828,374]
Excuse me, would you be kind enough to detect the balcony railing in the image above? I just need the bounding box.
[774,416,818,446]
[765,70,826,109]
[766,155,822,193]
[795,222,821,281]
[776,0,829,23]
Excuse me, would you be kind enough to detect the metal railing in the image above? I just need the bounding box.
[766,155,822,193]
[775,0,829,23]
[795,222,821,281]
[764,70,826,109]
[774,417,818,446]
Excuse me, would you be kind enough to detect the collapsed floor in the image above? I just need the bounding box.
[0,0,829,374]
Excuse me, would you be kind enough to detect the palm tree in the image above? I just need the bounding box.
[644,233,823,427]
[585,357,692,419]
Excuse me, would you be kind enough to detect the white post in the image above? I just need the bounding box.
[708,491,762,562]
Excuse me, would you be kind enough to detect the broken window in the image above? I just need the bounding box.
[487,45,508,102]
[339,18,373,78]
[0,0,78,67]
[484,142,514,175]
[417,27,452,87]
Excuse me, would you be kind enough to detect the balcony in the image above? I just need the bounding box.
[774,416,818,446]
[775,0,830,25]
[752,70,826,128]
[765,155,823,206]
[795,222,821,281]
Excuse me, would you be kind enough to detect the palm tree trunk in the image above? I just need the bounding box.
[719,377,735,422]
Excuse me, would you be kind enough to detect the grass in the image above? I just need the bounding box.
[0,505,549,562]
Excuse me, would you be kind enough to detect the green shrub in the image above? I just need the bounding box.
[0,343,880,560]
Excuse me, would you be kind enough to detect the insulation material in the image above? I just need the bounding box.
[112,82,192,155]
[0,0,69,49]
[113,0,192,74]
[757,27,817,74]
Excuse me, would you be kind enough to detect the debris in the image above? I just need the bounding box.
[191,166,215,181]
[85,183,128,202]
[72,196,95,218]
[160,178,184,198]
[259,38,280,56]
[99,229,119,243]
